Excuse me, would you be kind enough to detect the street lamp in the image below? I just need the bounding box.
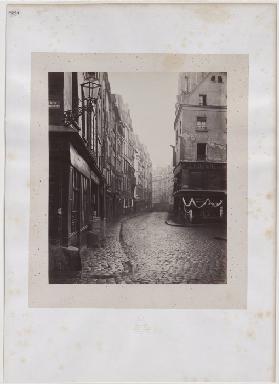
[83,72,101,100]
[82,79,101,102]
[64,76,101,128]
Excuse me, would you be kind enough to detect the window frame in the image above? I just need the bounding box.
[196,116,207,131]
[199,94,207,106]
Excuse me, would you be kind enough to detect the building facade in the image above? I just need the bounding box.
[152,165,173,211]
[49,72,106,258]
[48,72,151,275]
[173,72,227,223]
[134,135,153,212]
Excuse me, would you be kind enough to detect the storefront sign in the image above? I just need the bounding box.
[70,144,91,178]
[182,161,226,170]
[90,171,100,185]
[49,99,61,109]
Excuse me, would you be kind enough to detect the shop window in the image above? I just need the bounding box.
[49,163,62,241]
[70,170,90,234]
[71,168,80,234]
[81,175,89,227]
[91,180,98,215]
[196,116,207,131]
[197,143,207,161]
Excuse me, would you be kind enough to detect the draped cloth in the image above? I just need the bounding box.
[182,197,223,210]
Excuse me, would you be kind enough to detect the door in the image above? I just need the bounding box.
[197,143,207,161]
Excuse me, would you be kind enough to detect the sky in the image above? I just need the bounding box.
[108,72,178,168]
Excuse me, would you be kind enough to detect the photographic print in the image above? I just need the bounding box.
[48,71,227,285]
[5,3,275,382]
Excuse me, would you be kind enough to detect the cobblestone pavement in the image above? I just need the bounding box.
[121,212,226,284]
[56,212,226,284]
[55,220,130,284]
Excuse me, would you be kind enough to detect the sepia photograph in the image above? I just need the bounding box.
[48,71,227,285]
[5,3,275,382]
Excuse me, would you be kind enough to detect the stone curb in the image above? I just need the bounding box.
[165,220,185,227]
[165,219,207,227]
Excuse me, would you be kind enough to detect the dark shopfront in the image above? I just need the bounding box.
[173,161,227,224]
[49,127,104,276]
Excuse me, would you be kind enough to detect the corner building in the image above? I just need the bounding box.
[173,72,227,223]
[48,72,107,256]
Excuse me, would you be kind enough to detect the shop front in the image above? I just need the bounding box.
[49,128,103,275]
[173,161,227,224]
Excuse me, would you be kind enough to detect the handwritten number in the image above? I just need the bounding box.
[8,10,20,16]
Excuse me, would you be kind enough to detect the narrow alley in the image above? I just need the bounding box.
[53,212,226,284]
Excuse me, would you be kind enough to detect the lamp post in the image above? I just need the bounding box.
[82,78,101,106]
[64,76,101,129]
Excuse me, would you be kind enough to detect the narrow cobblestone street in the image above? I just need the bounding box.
[121,212,226,284]
[55,212,226,284]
